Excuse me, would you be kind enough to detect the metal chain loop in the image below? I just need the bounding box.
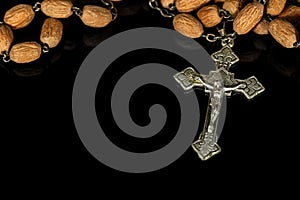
[101,0,118,21]
[219,9,232,19]
[42,43,50,53]
[149,0,175,18]
[202,34,222,43]
[32,2,41,12]
[294,41,300,48]
[257,0,267,5]
[72,7,83,17]
[2,52,11,63]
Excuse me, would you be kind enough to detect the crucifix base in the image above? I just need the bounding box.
[192,139,221,161]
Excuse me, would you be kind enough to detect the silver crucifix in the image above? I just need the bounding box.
[174,41,265,160]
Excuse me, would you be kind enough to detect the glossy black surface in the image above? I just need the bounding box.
[1,0,300,186]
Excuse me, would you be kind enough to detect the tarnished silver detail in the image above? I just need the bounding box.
[174,65,265,160]
[101,0,118,21]
[33,2,41,12]
[149,0,175,18]
[211,45,239,70]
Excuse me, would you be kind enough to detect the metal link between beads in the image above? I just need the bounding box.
[149,0,175,18]
[219,9,232,19]
[33,2,41,12]
[294,42,300,48]
[2,52,11,63]
[72,7,83,17]
[42,43,50,53]
[101,0,118,21]
[257,0,267,5]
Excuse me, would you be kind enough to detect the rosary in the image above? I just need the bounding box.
[150,0,300,160]
[1,0,300,161]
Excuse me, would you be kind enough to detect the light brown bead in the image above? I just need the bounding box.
[40,18,63,48]
[233,3,264,35]
[176,0,210,13]
[267,0,286,16]
[268,18,299,48]
[279,5,300,23]
[253,19,269,35]
[4,4,35,29]
[222,0,243,17]
[197,5,222,28]
[0,25,14,54]
[41,0,73,18]
[81,5,112,28]
[173,13,204,38]
[10,42,42,63]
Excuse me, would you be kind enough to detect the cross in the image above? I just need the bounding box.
[174,45,265,160]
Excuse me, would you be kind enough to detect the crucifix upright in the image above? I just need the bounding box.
[174,38,265,160]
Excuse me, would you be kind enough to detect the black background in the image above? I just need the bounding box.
[1,0,300,188]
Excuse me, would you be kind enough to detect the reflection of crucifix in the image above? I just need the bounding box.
[174,45,265,160]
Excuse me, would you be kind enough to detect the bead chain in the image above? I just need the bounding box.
[149,0,300,49]
[0,0,119,64]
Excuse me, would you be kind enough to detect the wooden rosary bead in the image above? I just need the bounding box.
[81,5,113,28]
[222,0,244,17]
[268,18,299,48]
[266,0,286,17]
[41,0,73,18]
[40,18,63,48]
[173,13,204,38]
[279,5,300,23]
[4,4,35,29]
[10,42,42,63]
[253,19,269,35]
[0,25,14,54]
[197,5,222,28]
[176,0,210,13]
[233,2,264,35]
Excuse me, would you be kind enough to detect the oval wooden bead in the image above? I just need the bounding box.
[10,42,42,63]
[41,0,73,18]
[197,5,222,28]
[279,5,300,23]
[253,19,269,35]
[4,4,35,29]
[40,18,63,48]
[233,3,264,35]
[267,0,286,16]
[222,0,243,18]
[81,5,112,28]
[268,18,299,48]
[173,13,204,38]
[0,25,14,54]
[176,0,210,13]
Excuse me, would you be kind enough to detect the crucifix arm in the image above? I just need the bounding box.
[223,83,246,92]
